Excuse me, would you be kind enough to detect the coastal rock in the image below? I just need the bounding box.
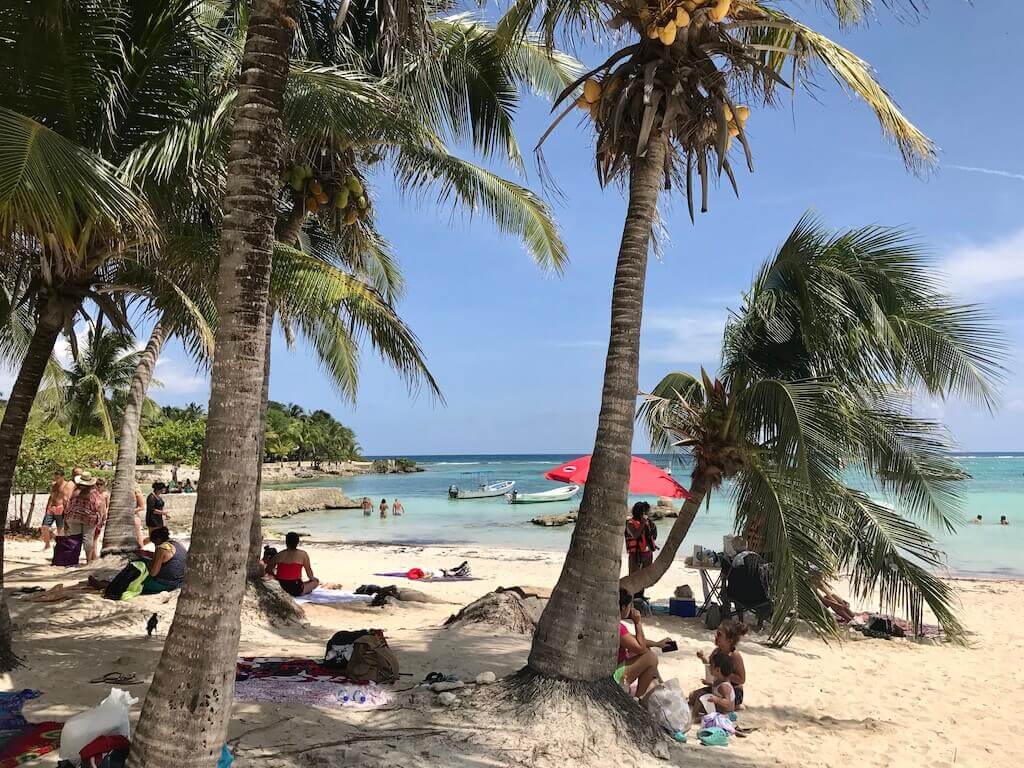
[437,692,460,707]
[475,671,497,685]
[431,680,466,692]
[531,511,578,527]
[158,487,360,533]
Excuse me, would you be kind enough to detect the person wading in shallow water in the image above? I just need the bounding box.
[362,497,372,516]
[379,498,389,518]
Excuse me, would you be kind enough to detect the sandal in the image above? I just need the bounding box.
[697,727,729,747]
[90,672,141,685]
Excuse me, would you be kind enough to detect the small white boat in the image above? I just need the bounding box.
[448,480,515,499]
[506,485,580,504]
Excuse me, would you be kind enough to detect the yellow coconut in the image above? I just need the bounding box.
[589,102,601,122]
[658,20,677,45]
[343,209,358,225]
[576,96,590,109]
[709,0,730,21]
[722,104,733,121]
[727,121,740,137]
[735,105,750,123]
[583,79,602,104]
[648,24,660,39]
[674,7,690,26]
[682,0,697,9]
[316,191,329,205]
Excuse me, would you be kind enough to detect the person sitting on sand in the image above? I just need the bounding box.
[362,497,372,516]
[393,498,404,516]
[143,527,187,593]
[182,478,195,493]
[811,567,855,623]
[267,532,320,596]
[1000,515,1009,526]
[616,588,672,699]
[695,619,748,706]
[379,498,389,518]
[688,649,736,719]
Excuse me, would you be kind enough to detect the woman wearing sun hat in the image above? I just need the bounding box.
[64,471,105,564]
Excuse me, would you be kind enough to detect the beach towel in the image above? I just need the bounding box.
[0,690,62,768]
[293,589,373,606]
[373,572,481,582]
[234,679,392,709]
[236,657,358,683]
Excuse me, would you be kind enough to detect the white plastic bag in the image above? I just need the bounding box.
[59,687,139,763]
[645,678,691,735]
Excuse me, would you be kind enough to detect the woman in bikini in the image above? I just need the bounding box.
[267,532,320,596]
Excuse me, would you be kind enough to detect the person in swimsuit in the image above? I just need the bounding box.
[146,482,169,532]
[91,477,111,561]
[41,470,72,549]
[379,498,389,518]
[132,486,147,548]
[694,619,748,707]
[392,499,404,516]
[361,497,372,516]
[268,532,319,596]
[1000,515,1009,526]
[615,588,672,699]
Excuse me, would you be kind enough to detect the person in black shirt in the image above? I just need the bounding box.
[146,482,169,532]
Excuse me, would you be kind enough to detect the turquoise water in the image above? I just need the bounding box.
[280,453,1024,578]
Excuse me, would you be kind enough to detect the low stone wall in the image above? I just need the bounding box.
[159,486,359,524]
[135,460,376,486]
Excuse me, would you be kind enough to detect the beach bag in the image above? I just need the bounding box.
[645,679,691,735]
[59,688,138,762]
[79,734,130,768]
[324,629,377,670]
[103,561,147,601]
[52,534,83,567]
[346,634,399,683]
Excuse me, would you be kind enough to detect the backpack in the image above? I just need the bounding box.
[346,633,399,683]
[324,629,377,670]
[104,561,147,601]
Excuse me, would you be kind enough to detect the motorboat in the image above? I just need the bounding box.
[448,480,515,499]
[506,485,580,504]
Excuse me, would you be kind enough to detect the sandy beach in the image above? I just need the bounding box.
[3,535,1021,768]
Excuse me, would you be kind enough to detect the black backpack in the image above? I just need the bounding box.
[324,628,377,669]
[103,560,147,600]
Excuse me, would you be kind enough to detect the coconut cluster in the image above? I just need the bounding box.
[285,165,369,225]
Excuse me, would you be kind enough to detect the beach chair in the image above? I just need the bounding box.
[723,552,772,630]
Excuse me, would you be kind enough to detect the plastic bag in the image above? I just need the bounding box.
[59,688,139,763]
[645,678,691,735]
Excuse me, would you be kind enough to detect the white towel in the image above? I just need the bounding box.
[294,589,373,606]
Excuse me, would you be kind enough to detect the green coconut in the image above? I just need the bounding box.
[346,175,363,195]
[334,188,350,208]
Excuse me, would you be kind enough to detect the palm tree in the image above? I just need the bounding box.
[518,0,938,689]
[0,0,213,670]
[41,323,151,440]
[625,215,1005,644]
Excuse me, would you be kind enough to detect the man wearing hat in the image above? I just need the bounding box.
[64,471,105,564]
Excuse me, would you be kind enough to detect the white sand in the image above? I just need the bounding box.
[3,535,1019,768]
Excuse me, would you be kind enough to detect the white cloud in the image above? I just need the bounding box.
[152,358,207,396]
[947,164,1024,183]
[939,228,1024,297]
[642,308,727,364]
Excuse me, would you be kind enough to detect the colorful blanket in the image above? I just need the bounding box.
[236,657,353,683]
[0,690,61,768]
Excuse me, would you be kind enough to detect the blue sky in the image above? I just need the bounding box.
[10,0,1022,454]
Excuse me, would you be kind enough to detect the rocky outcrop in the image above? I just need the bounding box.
[160,486,359,531]
[531,511,578,527]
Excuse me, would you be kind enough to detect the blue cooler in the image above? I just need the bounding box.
[669,598,697,618]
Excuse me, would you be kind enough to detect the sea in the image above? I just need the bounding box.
[279,453,1024,579]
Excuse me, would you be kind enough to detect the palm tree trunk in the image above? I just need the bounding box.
[247,305,274,581]
[618,474,709,595]
[103,320,169,556]
[0,291,67,671]
[128,3,295,765]
[527,135,667,681]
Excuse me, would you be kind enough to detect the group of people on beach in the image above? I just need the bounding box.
[361,497,405,518]
[40,469,187,592]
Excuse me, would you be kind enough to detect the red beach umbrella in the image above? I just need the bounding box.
[544,455,690,499]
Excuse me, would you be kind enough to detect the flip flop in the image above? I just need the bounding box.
[697,727,729,747]
[90,672,141,685]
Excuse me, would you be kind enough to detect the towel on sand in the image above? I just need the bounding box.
[293,589,373,606]
[0,690,62,768]
[374,571,481,582]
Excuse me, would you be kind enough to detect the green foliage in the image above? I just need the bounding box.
[641,215,1007,645]
[264,402,359,464]
[13,422,115,493]
[142,419,207,466]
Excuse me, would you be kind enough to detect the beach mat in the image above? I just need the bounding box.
[0,690,61,768]
[237,657,352,683]
[294,589,373,606]
[374,572,481,582]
